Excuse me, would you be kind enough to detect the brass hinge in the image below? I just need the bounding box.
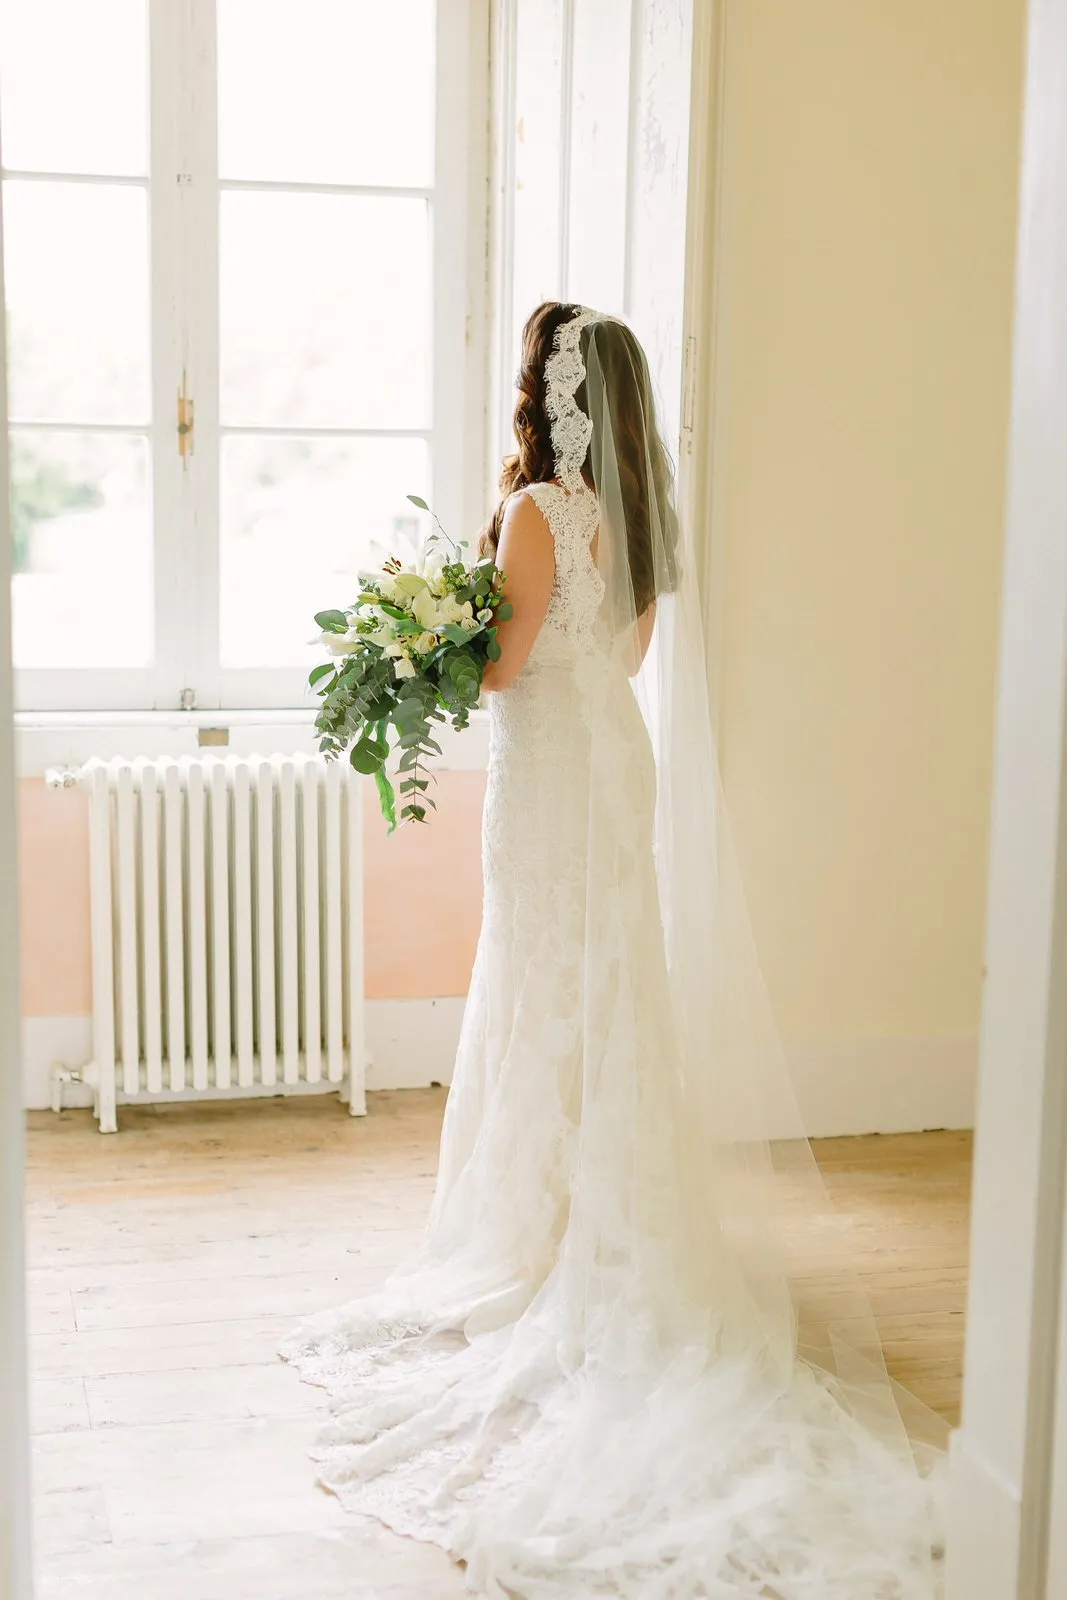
[177,380,194,461]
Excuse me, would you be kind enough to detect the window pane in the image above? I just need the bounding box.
[4,181,150,425]
[218,0,435,188]
[219,434,429,669]
[220,192,431,430]
[10,430,152,669]
[0,0,148,177]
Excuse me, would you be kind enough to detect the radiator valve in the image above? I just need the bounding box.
[50,1063,84,1114]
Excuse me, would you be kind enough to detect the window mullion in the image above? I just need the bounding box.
[433,0,492,546]
[181,0,222,711]
[147,0,191,711]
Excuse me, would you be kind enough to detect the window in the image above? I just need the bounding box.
[2,0,488,712]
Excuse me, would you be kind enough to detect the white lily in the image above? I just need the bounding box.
[321,628,362,656]
[393,571,430,598]
[412,589,441,629]
[392,655,418,679]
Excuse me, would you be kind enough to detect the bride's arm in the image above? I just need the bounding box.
[631,603,656,673]
[481,494,555,693]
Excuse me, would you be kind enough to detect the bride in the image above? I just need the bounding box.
[283,302,944,1598]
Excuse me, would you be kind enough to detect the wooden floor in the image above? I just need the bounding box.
[24,1092,972,1599]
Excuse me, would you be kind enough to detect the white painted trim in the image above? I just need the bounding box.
[148,0,190,714]
[487,0,519,478]
[14,707,491,778]
[947,1,1067,1591]
[947,1431,1024,1600]
[787,1034,976,1139]
[364,997,464,1090]
[0,129,34,1600]
[433,0,493,554]
[557,0,576,300]
[22,1010,971,1134]
[22,999,464,1113]
[1048,1138,1067,1594]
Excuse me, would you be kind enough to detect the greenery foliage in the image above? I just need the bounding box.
[310,496,511,830]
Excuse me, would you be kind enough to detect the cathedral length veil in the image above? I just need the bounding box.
[284,307,946,1599]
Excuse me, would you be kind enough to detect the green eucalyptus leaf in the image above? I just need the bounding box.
[439,623,472,647]
[375,765,398,832]
[314,609,349,633]
[406,493,430,511]
[349,740,383,775]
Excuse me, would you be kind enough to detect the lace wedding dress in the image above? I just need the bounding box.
[283,310,943,1598]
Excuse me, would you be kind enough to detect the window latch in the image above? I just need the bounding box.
[177,382,194,462]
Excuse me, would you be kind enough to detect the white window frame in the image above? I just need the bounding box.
[12,0,490,715]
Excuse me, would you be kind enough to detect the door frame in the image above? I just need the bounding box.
[945,0,1067,1593]
[0,125,33,1597]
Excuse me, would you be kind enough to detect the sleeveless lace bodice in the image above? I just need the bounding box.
[518,481,605,660]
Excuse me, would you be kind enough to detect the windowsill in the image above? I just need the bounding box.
[14,706,491,779]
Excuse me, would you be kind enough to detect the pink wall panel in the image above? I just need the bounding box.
[363,770,485,999]
[17,769,486,1018]
[18,779,92,1018]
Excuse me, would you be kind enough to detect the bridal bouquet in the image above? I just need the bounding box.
[310,497,510,830]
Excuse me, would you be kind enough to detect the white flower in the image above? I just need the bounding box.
[376,576,401,605]
[436,594,474,626]
[392,655,417,679]
[412,631,438,655]
[382,641,405,659]
[393,571,429,599]
[459,616,479,631]
[412,589,441,629]
[321,629,361,656]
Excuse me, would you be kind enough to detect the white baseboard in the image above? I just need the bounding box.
[364,997,464,1090]
[21,1016,94,1108]
[22,1011,974,1134]
[789,1034,977,1137]
[21,999,466,1112]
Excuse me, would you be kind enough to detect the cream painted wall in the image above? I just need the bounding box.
[708,2,1024,1091]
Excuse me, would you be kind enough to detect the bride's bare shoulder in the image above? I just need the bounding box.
[503,485,556,535]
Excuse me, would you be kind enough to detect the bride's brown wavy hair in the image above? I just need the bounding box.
[480,301,679,616]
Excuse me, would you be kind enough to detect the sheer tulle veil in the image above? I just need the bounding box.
[563,301,947,1471]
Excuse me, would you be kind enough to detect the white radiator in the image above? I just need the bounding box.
[80,754,366,1133]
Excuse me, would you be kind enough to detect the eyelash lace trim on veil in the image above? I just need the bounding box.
[282,307,945,1599]
[543,305,598,493]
